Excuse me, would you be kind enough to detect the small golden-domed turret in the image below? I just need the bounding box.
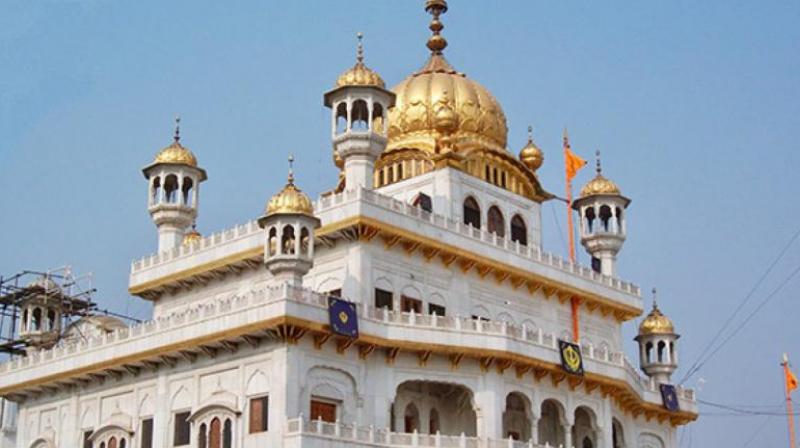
[335,33,385,88]
[638,302,675,336]
[265,156,314,216]
[153,117,199,167]
[580,151,621,198]
[519,126,544,172]
[183,224,202,246]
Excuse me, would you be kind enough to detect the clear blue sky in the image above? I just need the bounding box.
[1,1,798,446]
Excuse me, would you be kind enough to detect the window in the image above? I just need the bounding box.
[510,215,527,246]
[375,288,393,310]
[174,411,191,446]
[326,289,342,298]
[591,257,601,273]
[428,303,446,316]
[487,206,505,237]
[401,296,422,314]
[472,315,490,322]
[141,418,154,448]
[83,430,93,448]
[249,396,269,433]
[463,197,481,229]
[310,399,337,423]
[412,193,432,212]
[198,417,233,448]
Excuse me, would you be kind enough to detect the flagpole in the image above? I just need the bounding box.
[783,353,797,448]
[564,128,580,342]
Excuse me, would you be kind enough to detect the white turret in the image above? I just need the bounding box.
[635,289,680,384]
[18,276,63,352]
[323,33,395,190]
[257,156,321,286]
[572,152,630,277]
[142,118,207,253]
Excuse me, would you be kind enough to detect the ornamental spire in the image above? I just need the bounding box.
[425,0,448,54]
[595,150,602,175]
[173,115,181,143]
[356,32,364,64]
[527,125,533,144]
[287,154,295,185]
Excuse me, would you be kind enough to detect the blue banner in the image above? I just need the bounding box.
[660,384,680,412]
[328,296,359,338]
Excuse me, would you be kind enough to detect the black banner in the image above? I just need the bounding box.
[558,340,584,376]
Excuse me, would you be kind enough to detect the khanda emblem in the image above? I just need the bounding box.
[338,311,349,324]
[558,340,585,376]
[328,296,359,338]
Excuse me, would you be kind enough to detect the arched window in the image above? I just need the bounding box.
[396,163,403,180]
[487,206,505,237]
[599,205,612,231]
[657,340,666,362]
[164,175,179,203]
[21,308,28,332]
[463,197,481,229]
[351,100,369,131]
[47,309,56,331]
[645,341,653,363]
[107,437,117,448]
[615,207,623,233]
[209,418,221,448]
[584,207,596,233]
[583,437,594,448]
[429,408,440,434]
[152,177,161,204]
[282,225,295,255]
[32,308,42,331]
[182,177,194,206]
[500,171,507,188]
[510,215,527,246]
[300,227,310,256]
[268,227,277,256]
[372,103,384,133]
[198,423,208,448]
[335,103,348,134]
[404,403,419,433]
[387,165,394,184]
[223,419,232,448]
[119,440,126,448]
[612,418,625,448]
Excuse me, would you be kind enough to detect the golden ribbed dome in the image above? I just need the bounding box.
[266,172,314,216]
[183,226,202,246]
[519,126,544,171]
[580,174,621,197]
[154,141,198,167]
[335,33,386,88]
[639,303,675,336]
[387,54,508,154]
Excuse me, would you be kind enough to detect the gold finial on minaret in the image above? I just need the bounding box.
[652,287,658,309]
[425,0,449,54]
[174,115,181,143]
[527,125,533,143]
[356,32,364,64]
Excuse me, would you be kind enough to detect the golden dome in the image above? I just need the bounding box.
[387,1,507,154]
[265,159,314,216]
[335,33,385,88]
[153,118,198,167]
[638,303,675,336]
[580,153,621,197]
[519,126,544,171]
[154,141,198,167]
[183,226,202,246]
[388,54,508,154]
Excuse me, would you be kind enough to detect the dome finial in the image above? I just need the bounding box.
[527,125,533,143]
[174,115,181,143]
[356,32,364,64]
[425,0,449,54]
[287,153,295,185]
[652,287,658,309]
[595,150,602,175]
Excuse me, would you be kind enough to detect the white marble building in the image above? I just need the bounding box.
[0,2,696,448]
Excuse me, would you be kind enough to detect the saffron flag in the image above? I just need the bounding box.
[564,144,587,182]
[786,364,798,393]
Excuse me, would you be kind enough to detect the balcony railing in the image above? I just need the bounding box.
[0,284,693,404]
[131,188,640,297]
